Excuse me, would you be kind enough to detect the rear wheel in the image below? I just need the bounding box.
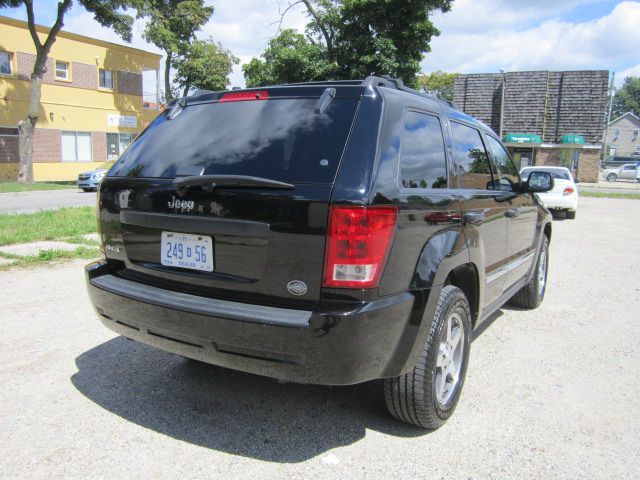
[510,235,549,309]
[384,285,471,429]
[607,173,617,182]
[566,210,576,220]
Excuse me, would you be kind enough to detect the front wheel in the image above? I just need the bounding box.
[384,285,471,429]
[607,173,617,182]
[510,235,549,309]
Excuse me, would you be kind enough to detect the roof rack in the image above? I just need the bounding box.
[182,76,454,108]
[363,75,454,107]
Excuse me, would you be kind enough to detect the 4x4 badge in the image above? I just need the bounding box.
[287,280,308,296]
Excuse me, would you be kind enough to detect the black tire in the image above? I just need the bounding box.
[566,210,576,220]
[607,173,617,182]
[82,188,91,192]
[510,235,549,309]
[384,285,471,429]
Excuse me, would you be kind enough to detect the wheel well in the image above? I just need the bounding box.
[544,222,552,242]
[444,263,479,326]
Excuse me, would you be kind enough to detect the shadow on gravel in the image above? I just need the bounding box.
[472,309,504,341]
[71,337,427,462]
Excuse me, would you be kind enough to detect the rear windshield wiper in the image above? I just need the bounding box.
[173,174,295,191]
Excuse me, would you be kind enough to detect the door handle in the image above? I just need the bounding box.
[463,211,485,225]
[505,208,520,218]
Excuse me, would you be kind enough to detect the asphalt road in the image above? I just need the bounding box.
[0,188,96,214]
[1,197,639,479]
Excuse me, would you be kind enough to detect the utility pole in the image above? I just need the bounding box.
[499,69,506,139]
[602,72,615,160]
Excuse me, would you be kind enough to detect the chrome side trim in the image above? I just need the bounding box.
[486,251,535,284]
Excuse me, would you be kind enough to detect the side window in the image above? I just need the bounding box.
[485,135,520,191]
[399,111,447,189]
[450,121,493,190]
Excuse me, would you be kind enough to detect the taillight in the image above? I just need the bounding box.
[563,186,575,196]
[323,206,398,288]
[219,90,269,102]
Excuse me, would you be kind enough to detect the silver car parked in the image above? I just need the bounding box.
[603,163,640,182]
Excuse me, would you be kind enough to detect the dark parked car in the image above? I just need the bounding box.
[601,155,638,169]
[86,77,554,429]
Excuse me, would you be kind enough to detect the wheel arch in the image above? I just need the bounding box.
[444,263,480,327]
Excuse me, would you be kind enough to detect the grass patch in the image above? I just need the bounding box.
[0,206,97,246]
[0,181,76,193]
[580,191,640,199]
[0,246,99,269]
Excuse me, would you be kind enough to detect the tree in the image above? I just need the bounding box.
[137,0,214,103]
[246,0,453,87]
[335,0,452,86]
[612,76,640,118]
[0,0,135,183]
[173,38,239,95]
[417,71,457,101]
[243,29,335,87]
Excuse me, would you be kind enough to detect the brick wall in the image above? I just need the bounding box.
[0,135,19,163]
[116,70,143,96]
[42,57,98,89]
[92,131,107,162]
[535,149,562,167]
[576,150,600,183]
[16,52,144,97]
[33,128,61,163]
[535,147,599,182]
[16,51,34,81]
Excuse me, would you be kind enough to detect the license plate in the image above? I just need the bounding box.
[160,231,213,272]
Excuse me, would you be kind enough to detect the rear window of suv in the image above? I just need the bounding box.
[110,97,359,183]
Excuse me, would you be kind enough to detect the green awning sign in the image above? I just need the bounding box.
[503,133,542,144]
[561,134,585,144]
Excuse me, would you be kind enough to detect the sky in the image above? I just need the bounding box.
[2,0,639,96]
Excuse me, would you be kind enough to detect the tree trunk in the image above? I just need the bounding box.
[165,51,173,103]
[183,84,190,97]
[17,0,71,183]
[17,60,45,183]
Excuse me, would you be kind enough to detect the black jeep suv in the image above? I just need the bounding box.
[86,77,554,429]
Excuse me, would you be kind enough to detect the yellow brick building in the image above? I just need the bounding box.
[0,15,162,181]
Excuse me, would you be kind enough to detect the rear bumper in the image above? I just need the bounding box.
[538,194,577,210]
[85,261,424,385]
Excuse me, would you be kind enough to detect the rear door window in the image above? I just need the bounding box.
[450,121,494,190]
[399,111,447,189]
[110,97,359,184]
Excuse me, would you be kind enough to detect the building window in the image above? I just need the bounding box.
[0,51,12,75]
[107,132,133,160]
[55,60,70,80]
[399,111,447,189]
[99,69,114,89]
[633,129,639,142]
[61,131,92,162]
[0,126,18,136]
[612,129,621,142]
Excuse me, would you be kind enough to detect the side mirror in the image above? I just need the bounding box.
[526,171,554,193]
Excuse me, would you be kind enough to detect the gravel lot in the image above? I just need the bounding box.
[1,197,639,479]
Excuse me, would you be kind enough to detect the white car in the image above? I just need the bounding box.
[520,166,578,219]
[602,163,640,182]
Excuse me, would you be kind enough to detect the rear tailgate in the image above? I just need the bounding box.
[99,87,362,306]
